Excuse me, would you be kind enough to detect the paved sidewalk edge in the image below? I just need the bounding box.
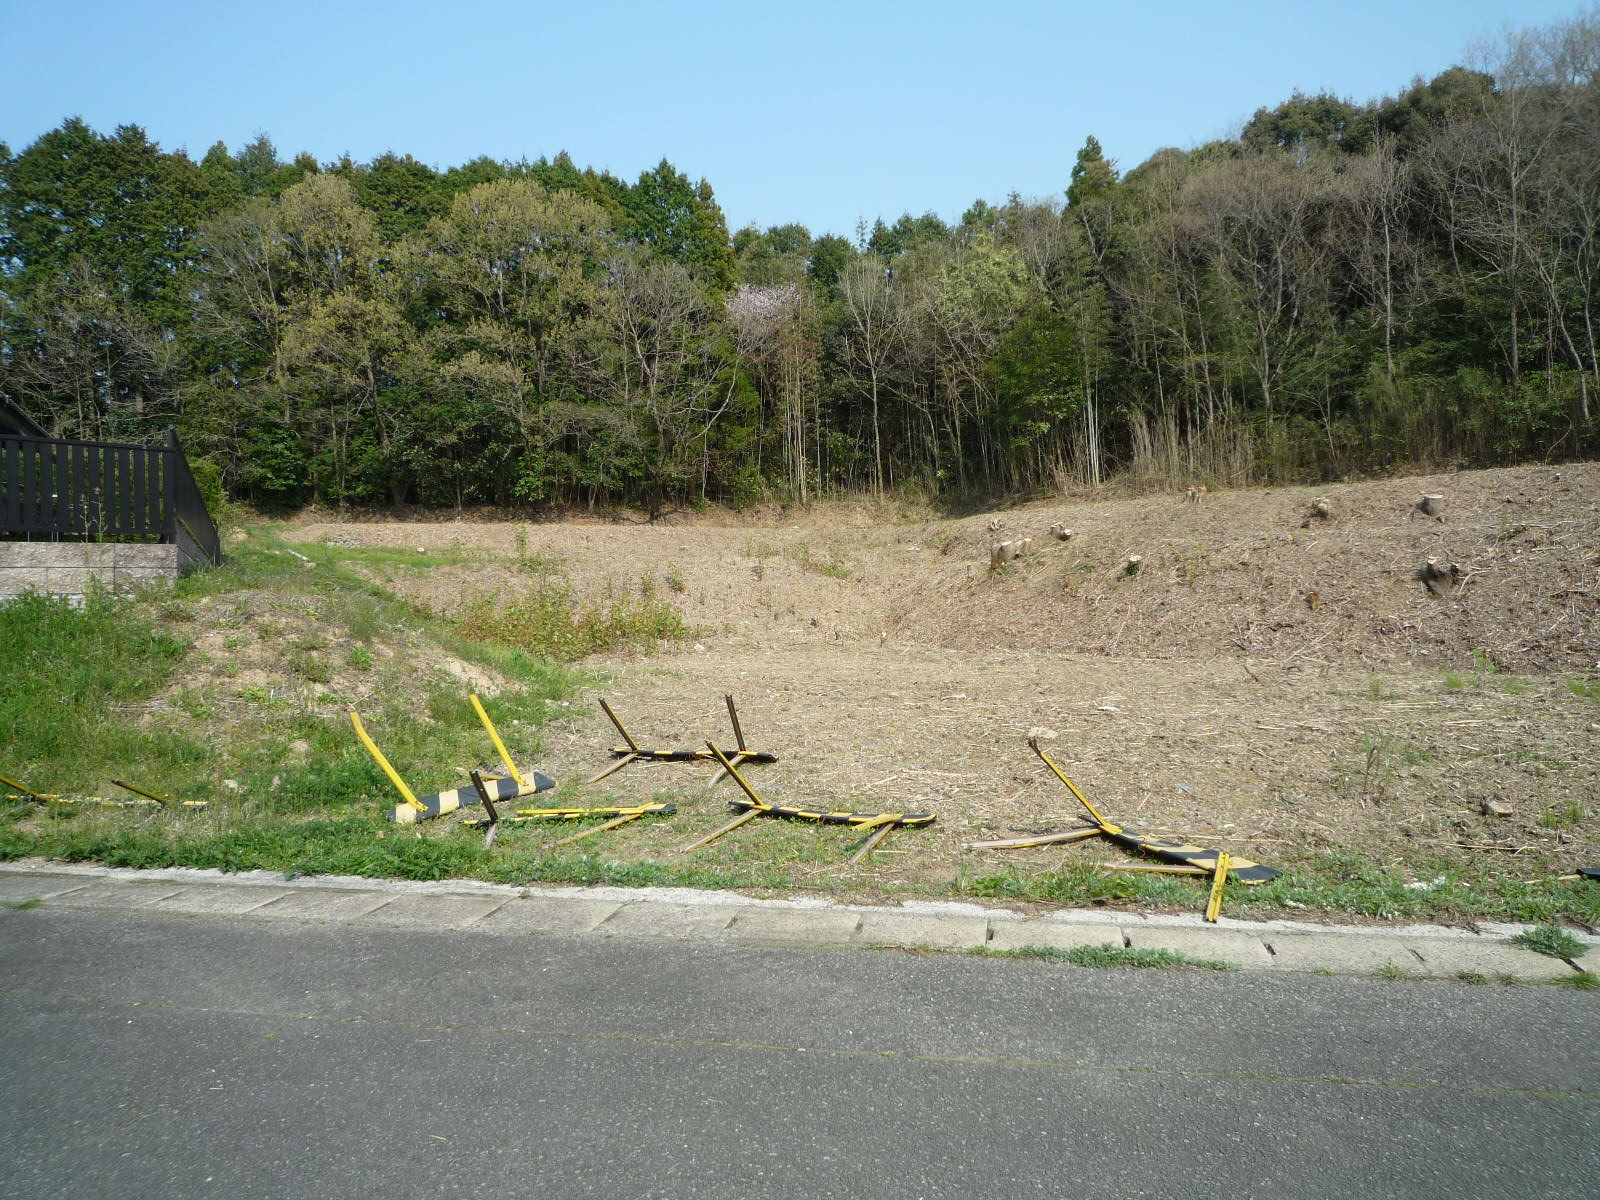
[2,860,1593,981]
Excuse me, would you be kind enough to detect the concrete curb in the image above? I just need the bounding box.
[2,861,1594,982]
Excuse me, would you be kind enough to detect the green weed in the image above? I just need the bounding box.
[1555,970,1599,990]
[342,596,382,642]
[287,650,330,683]
[1568,677,1600,701]
[1538,803,1585,829]
[1513,924,1588,961]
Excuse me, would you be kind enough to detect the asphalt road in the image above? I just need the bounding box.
[1,906,1594,1199]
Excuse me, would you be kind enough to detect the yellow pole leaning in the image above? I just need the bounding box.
[469,694,527,789]
[705,742,771,812]
[349,712,425,812]
[1029,738,1120,833]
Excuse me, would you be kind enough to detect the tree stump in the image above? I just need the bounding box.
[1048,523,1073,541]
[1416,556,1461,596]
[990,542,1013,569]
[1013,538,1032,560]
[1310,497,1332,520]
[1123,554,1143,577]
[1412,493,1445,522]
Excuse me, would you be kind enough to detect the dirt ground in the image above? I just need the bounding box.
[283,463,1600,889]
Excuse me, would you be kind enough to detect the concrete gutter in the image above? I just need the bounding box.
[2,860,1594,981]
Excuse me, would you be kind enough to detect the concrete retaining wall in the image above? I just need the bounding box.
[0,542,185,602]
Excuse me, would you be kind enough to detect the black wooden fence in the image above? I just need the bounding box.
[0,428,220,567]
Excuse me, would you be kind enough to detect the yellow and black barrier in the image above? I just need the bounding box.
[462,770,673,847]
[2,773,207,810]
[589,695,778,785]
[462,766,676,848]
[389,771,556,826]
[1024,737,1277,885]
[679,743,935,864]
[349,697,557,824]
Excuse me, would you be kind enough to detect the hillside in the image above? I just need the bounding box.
[292,462,1599,670]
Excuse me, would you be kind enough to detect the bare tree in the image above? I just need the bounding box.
[608,254,730,516]
[836,256,906,493]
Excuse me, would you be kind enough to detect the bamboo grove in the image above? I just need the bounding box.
[2,12,1597,511]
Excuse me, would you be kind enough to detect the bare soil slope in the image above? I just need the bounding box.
[284,464,1600,890]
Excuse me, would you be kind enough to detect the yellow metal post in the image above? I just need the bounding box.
[545,812,643,848]
[678,808,761,854]
[1029,738,1121,833]
[725,694,747,751]
[586,752,639,785]
[705,742,771,812]
[847,817,899,865]
[110,779,170,807]
[469,694,527,789]
[598,699,640,753]
[349,712,425,812]
[1205,852,1231,923]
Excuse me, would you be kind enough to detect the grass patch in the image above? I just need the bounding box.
[1555,970,1599,990]
[1513,923,1588,961]
[962,851,1600,927]
[787,540,852,579]
[2,528,581,817]
[456,579,688,662]
[974,942,1235,971]
[745,539,851,579]
[964,863,1201,909]
[1567,676,1600,701]
[0,813,790,891]
[3,897,43,911]
[0,589,198,793]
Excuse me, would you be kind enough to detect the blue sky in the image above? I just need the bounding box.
[1,0,1584,238]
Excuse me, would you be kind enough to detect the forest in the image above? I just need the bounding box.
[2,12,1597,512]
